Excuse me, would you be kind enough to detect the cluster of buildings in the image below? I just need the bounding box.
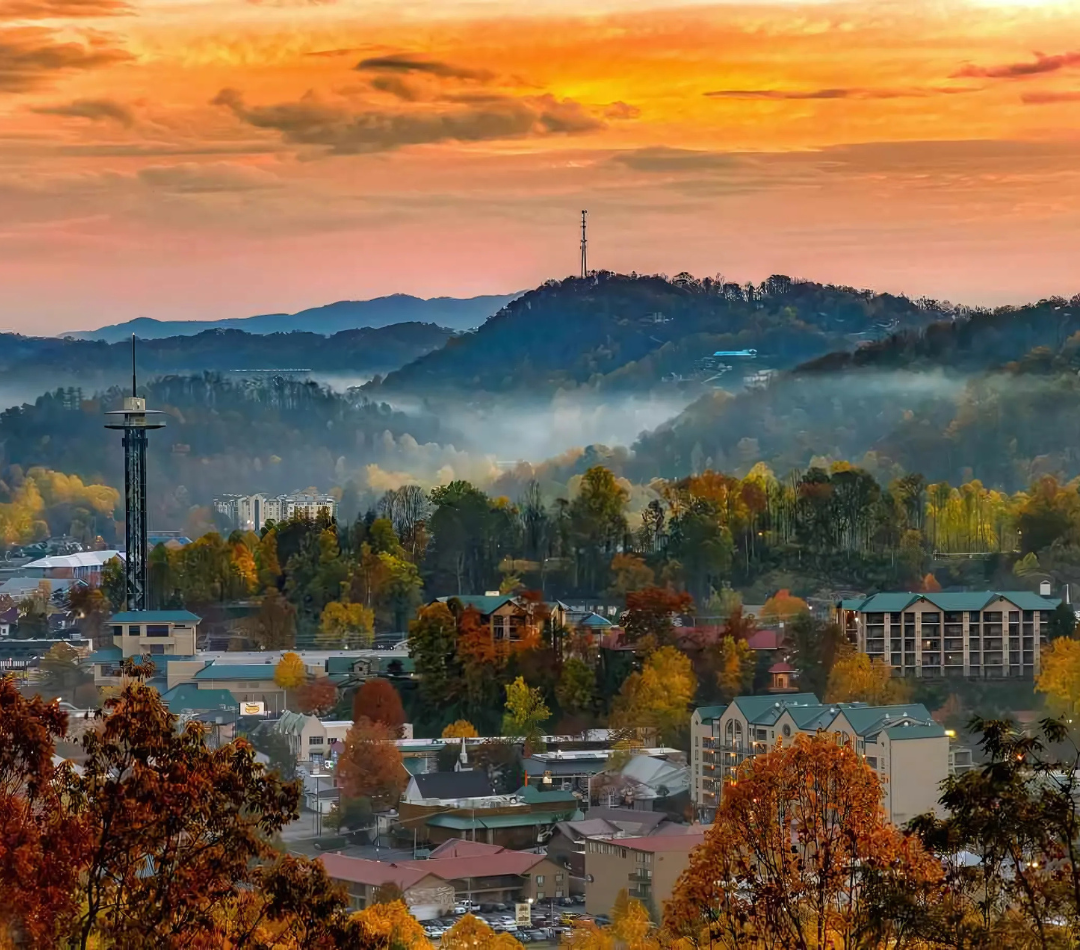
[213,492,338,533]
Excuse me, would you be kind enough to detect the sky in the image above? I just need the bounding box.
[3,0,1080,333]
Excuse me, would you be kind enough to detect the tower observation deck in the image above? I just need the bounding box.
[104,336,165,611]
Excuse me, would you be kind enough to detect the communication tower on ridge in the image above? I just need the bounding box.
[580,209,588,278]
[104,335,165,611]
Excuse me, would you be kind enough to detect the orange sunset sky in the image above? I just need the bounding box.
[2,0,1080,332]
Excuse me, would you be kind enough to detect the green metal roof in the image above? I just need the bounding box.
[404,758,430,776]
[427,811,572,830]
[733,694,820,725]
[437,594,514,615]
[326,656,361,674]
[833,703,935,738]
[161,684,237,712]
[580,613,613,628]
[193,662,278,681]
[884,724,947,740]
[109,610,201,623]
[846,592,1059,614]
[694,704,726,723]
[515,784,578,805]
[89,647,123,662]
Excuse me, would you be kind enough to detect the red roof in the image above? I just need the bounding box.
[319,854,434,890]
[769,660,796,673]
[746,629,781,651]
[599,832,707,853]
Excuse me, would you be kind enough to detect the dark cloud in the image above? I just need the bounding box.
[212,87,603,155]
[356,53,493,83]
[0,0,130,18]
[1022,90,1080,104]
[369,73,422,102]
[705,86,971,101]
[33,96,133,124]
[611,147,741,173]
[305,47,365,58]
[953,51,1080,80]
[137,162,279,193]
[0,29,131,91]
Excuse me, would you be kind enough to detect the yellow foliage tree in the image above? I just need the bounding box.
[611,646,696,746]
[318,600,375,648]
[760,589,809,624]
[442,914,523,949]
[716,635,755,702]
[441,720,479,739]
[824,652,911,706]
[274,651,307,691]
[351,900,431,948]
[1036,636,1080,717]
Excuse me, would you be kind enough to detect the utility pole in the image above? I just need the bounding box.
[580,210,588,278]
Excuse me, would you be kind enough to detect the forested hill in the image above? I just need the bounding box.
[370,272,946,396]
[0,323,454,386]
[630,294,1080,491]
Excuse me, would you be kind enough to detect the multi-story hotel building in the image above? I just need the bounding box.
[836,590,1060,680]
[690,694,949,825]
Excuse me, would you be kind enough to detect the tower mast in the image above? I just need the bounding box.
[105,334,165,611]
[580,210,588,279]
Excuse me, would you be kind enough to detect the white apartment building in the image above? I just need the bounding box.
[691,694,949,826]
[214,492,338,532]
[836,590,1059,680]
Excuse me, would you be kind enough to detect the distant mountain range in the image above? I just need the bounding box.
[62,293,521,341]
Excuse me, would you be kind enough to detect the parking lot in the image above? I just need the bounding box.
[422,894,607,944]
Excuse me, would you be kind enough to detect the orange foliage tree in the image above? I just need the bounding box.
[622,587,695,650]
[759,588,809,624]
[665,732,942,949]
[0,666,375,949]
[337,718,408,811]
[352,899,430,948]
[442,913,524,949]
[352,679,406,736]
[296,676,338,716]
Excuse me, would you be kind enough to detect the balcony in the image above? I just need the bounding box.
[628,870,653,884]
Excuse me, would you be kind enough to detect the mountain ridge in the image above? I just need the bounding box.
[61,292,522,341]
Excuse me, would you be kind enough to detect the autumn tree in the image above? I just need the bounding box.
[666,732,942,949]
[606,553,656,599]
[250,588,297,651]
[759,588,809,625]
[352,679,407,736]
[715,636,755,703]
[318,599,375,649]
[39,641,92,704]
[442,914,524,949]
[68,585,111,648]
[337,718,407,810]
[274,651,307,691]
[0,665,371,949]
[825,652,911,706]
[352,899,431,948]
[611,646,696,746]
[442,720,478,739]
[295,676,338,716]
[622,587,695,651]
[501,676,551,748]
[1036,635,1080,717]
[569,466,629,594]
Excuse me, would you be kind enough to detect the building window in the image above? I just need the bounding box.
[127,625,142,637]
[309,736,324,746]
[536,875,544,885]
[782,724,791,738]
[111,625,123,639]
[537,892,544,900]
[148,644,165,655]
[556,890,564,898]
[555,873,564,882]
[145,625,170,638]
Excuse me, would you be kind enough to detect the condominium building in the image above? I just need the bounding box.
[690,694,949,826]
[836,590,1060,679]
[214,492,338,532]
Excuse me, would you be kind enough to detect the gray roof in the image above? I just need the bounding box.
[410,771,495,800]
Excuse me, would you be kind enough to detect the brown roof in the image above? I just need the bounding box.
[428,839,507,859]
[598,832,707,853]
[398,851,547,880]
[769,660,796,673]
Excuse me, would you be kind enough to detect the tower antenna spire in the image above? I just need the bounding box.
[131,333,136,398]
[580,209,588,279]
